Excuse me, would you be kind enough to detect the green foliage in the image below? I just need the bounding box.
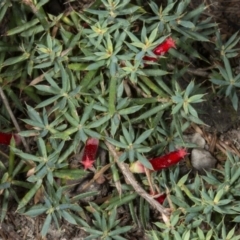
[147,153,240,239]
[171,81,205,123]
[23,184,89,237]
[83,203,132,240]
[210,31,240,110]
[0,139,32,222]
[0,0,240,238]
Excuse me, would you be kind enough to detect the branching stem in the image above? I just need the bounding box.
[104,139,170,216]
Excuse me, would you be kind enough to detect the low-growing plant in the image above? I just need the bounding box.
[0,0,240,238]
[147,152,240,239]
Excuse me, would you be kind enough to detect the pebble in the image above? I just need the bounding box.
[191,148,217,173]
[183,133,206,149]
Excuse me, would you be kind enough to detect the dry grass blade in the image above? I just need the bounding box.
[192,123,240,158]
[29,72,47,86]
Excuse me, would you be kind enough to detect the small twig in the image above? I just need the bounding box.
[0,87,30,152]
[144,167,155,194]
[217,140,240,158]
[104,140,170,216]
[29,72,46,86]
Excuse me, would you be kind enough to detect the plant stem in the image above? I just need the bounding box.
[104,139,170,216]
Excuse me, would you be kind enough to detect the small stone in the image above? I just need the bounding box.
[191,149,217,173]
[183,133,206,149]
[191,133,206,149]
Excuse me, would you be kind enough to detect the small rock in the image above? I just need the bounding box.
[191,133,206,149]
[191,148,217,173]
[183,133,206,149]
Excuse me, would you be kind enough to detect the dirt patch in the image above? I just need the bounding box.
[0,208,87,240]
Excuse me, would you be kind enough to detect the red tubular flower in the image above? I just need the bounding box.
[149,190,166,204]
[130,148,187,173]
[153,37,176,56]
[80,138,99,170]
[143,37,176,65]
[0,132,21,146]
[155,193,166,204]
[149,148,187,171]
[154,193,166,204]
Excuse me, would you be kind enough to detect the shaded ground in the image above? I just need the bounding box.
[0,212,87,240]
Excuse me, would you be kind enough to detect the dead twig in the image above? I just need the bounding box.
[104,140,170,216]
[0,87,30,153]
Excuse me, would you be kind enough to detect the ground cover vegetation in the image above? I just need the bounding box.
[1,0,240,239]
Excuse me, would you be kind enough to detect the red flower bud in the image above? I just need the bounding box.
[149,190,166,204]
[155,193,166,204]
[143,37,176,66]
[153,37,176,56]
[0,132,21,146]
[149,148,187,171]
[154,193,166,204]
[130,148,187,173]
[81,138,99,170]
